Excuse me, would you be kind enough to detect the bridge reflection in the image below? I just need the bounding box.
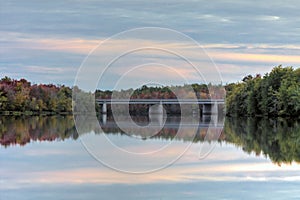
[0,115,224,146]
[100,114,224,128]
[1,115,300,164]
[97,114,224,141]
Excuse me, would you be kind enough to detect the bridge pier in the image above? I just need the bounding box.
[102,102,107,114]
[102,114,107,125]
[96,99,225,117]
[149,112,164,126]
[202,103,218,115]
[149,102,164,115]
[212,103,218,115]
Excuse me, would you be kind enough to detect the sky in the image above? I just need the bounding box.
[1,0,300,89]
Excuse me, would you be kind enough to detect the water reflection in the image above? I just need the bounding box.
[224,117,300,165]
[1,115,300,165]
[0,116,78,147]
[97,115,224,142]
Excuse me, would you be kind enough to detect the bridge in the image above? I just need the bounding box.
[96,98,225,116]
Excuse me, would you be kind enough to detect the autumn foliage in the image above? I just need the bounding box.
[0,77,72,113]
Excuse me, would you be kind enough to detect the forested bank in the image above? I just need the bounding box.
[0,77,72,114]
[226,65,300,117]
[1,65,299,117]
[0,76,225,115]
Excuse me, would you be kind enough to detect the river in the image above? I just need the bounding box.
[1,115,300,199]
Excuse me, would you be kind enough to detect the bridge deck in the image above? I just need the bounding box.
[96,99,225,105]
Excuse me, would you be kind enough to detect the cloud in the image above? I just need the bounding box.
[24,65,76,74]
[3,31,300,63]
[2,0,300,88]
[209,51,300,64]
[2,32,300,87]
[195,14,233,23]
[258,15,281,21]
[0,32,98,55]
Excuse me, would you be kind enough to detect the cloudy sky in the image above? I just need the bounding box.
[1,0,300,89]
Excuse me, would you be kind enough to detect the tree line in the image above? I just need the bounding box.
[0,77,72,114]
[226,65,300,117]
[2,65,299,117]
[0,76,226,115]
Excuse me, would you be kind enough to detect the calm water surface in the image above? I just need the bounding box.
[1,115,300,199]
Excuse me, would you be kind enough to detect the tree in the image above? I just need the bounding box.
[226,65,300,117]
[0,91,8,111]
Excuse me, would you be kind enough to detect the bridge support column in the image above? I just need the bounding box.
[149,112,164,126]
[149,102,164,126]
[149,102,164,115]
[102,102,107,114]
[102,114,107,125]
[211,103,218,115]
[202,103,218,115]
[202,104,211,115]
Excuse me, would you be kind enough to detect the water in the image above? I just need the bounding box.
[1,115,300,199]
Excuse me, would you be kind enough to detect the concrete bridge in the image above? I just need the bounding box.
[96,98,225,116]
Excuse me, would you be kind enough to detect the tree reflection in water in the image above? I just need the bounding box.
[0,115,78,146]
[1,115,299,165]
[224,117,300,165]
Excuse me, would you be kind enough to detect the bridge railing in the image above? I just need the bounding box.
[96,98,225,104]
